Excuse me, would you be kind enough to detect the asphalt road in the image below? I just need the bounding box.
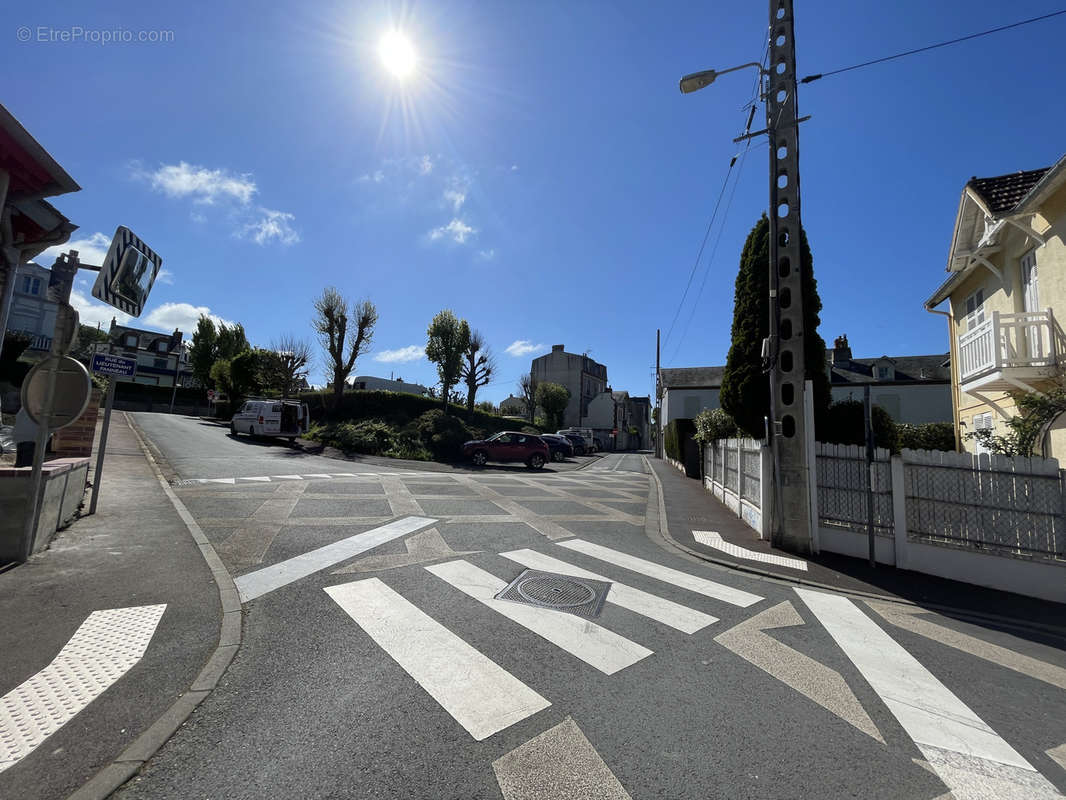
[113,413,1066,799]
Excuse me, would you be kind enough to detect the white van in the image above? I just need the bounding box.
[231,399,310,441]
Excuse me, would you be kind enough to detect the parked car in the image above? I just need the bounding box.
[539,433,574,462]
[558,428,597,453]
[557,432,587,456]
[231,399,310,442]
[462,431,549,469]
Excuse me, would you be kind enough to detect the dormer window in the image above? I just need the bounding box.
[124,334,138,348]
[156,340,169,353]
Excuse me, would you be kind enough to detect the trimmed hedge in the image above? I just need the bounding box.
[896,422,956,452]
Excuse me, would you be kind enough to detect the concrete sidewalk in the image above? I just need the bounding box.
[647,456,1066,632]
[0,413,224,800]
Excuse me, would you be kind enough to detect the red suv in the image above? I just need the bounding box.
[463,431,549,469]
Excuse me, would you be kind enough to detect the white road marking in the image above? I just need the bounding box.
[714,601,882,741]
[326,578,549,741]
[500,549,716,633]
[206,477,236,484]
[425,559,652,675]
[239,476,272,482]
[796,588,1063,800]
[0,605,166,773]
[493,716,632,800]
[557,539,763,608]
[331,473,358,477]
[235,516,436,602]
[272,474,304,480]
[1048,743,1066,772]
[303,473,333,479]
[693,530,808,571]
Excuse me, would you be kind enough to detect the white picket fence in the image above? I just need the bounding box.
[698,438,1066,602]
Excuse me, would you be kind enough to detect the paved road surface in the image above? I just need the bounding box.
[98,414,1066,798]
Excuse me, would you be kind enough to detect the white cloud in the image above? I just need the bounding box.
[419,155,434,175]
[443,188,466,212]
[511,164,519,171]
[505,340,546,357]
[156,268,175,285]
[241,208,300,246]
[69,289,130,329]
[428,218,476,244]
[477,248,496,261]
[137,161,257,205]
[38,232,112,267]
[142,302,235,334]
[373,345,425,364]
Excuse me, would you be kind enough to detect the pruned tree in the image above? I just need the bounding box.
[312,287,378,405]
[425,310,470,414]
[460,330,495,413]
[518,372,539,423]
[264,335,312,397]
[719,213,830,438]
[535,382,570,430]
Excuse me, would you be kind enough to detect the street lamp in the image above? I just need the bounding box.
[678,62,765,94]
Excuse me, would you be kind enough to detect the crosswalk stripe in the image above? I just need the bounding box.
[796,589,1064,800]
[499,549,717,634]
[326,578,550,741]
[0,605,166,773]
[234,516,436,602]
[425,560,652,675]
[556,540,763,608]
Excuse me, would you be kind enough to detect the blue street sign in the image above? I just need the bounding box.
[91,352,137,378]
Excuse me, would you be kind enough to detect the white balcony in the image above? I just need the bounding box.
[958,310,1064,393]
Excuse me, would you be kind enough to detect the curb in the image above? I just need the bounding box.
[67,414,243,800]
[641,456,1066,642]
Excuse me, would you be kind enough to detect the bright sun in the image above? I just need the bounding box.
[379,31,416,78]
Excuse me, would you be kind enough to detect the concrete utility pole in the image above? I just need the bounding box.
[765,0,814,553]
[654,328,662,458]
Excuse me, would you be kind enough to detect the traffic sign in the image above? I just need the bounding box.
[91,352,137,378]
[21,356,92,430]
[90,226,163,317]
[207,389,216,401]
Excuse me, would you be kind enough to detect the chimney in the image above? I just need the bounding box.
[832,335,852,364]
[552,344,564,353]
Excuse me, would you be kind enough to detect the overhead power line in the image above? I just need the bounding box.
[801,9,1066,83]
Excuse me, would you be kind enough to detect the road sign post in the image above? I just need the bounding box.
[88,350,136,515]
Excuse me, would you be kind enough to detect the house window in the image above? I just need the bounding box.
[156,340,170,353]
[876,366,892,380]
[964,288,985,331]
[20,276,41,295]
[972,412,994,455]
[154,358,168,369]
[124,334,139,348]
[1021,249,1040,313]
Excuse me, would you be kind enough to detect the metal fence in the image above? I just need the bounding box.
[815,443,894,537]
[903,449,1066,560]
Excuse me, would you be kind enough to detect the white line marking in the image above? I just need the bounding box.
[326,578,549,740]
[425,560,652,675]
[272,474,304,480]
[556,540,763,608]
[331,473,358,478]
[500,549,716,633]
[0,605,166,773]
[206,477,236,484]
[303,473,333,479]
[796,588,1064,799]
[238,476,272,482]
[235,516,436,602]
[693,530,808,571]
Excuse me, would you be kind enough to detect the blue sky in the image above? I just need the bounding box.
[6,0,1065,403]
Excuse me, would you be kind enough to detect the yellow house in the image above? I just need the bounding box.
[925,154,1066,456]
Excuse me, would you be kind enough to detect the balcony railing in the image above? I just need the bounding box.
[958,310,1063,383]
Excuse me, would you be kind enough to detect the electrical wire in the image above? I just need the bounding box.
[801,9,1066,83]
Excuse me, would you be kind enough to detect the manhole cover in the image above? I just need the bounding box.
[495,569,611,619]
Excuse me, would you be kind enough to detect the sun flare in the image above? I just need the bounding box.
[379,31,416,78]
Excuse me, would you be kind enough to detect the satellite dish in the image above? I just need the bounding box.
[21,356,92,430]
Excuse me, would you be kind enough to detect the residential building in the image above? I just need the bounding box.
[826,335,952,424]
[530,344,608,428]
[4,261,58,352]
[586,389,652,450]
[658,366,724,426]
[350,375,430,395]
[925,154,1066,455]
[499,394,527,417]
[108,319,189,388]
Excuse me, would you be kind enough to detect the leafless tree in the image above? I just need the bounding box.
[460,330,495,413]
[518,371,539,423]
[266,335,313,397]
[312,288,378,404]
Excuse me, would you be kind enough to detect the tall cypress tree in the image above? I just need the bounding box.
[719,214,830,438]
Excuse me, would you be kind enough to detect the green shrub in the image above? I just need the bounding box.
[693,408,739,444]
[415,409,474,460]
[896,422,956,452]
[664,421,679,461]
[330,419,396,455]
[820,399,898,452]
[664,419,696,461]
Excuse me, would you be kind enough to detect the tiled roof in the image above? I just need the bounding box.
[968,167,1049,214]
[828,353,951,385]
[659,366,725,389]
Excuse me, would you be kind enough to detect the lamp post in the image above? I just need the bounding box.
[679,0,815,555]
